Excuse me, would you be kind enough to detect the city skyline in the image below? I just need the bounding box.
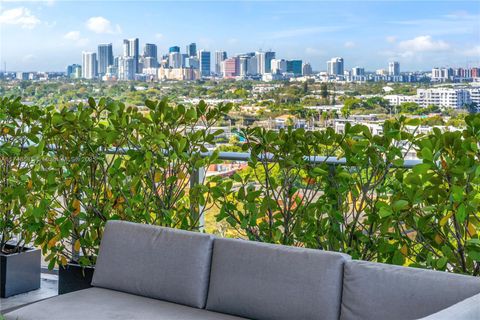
[0,1,479,72]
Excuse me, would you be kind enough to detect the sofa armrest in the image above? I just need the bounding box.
[417,292,480,320]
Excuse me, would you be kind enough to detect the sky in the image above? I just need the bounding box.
[0,0,479,72]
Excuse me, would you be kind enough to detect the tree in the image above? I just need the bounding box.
[320,84,329,99]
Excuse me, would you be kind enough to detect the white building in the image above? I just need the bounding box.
[388,62,400,76]
[82,51,97,79]
[327,57,344,75]
[385,87,480,108]
[271,59,287,74]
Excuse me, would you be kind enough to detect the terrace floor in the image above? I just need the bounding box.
[0,272,58,314]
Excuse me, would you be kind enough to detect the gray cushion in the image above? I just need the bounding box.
[4,287,248,320]
[92,221,213,308]
[206,237,350,320]
[417,292,480,320]
[340,260,480,320]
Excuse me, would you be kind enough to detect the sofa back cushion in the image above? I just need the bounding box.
[91,221,214,308]
[340,260,480,320]
[206,238,350,320]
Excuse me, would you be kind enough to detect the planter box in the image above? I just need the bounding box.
[58,262,94,295]
[0,245,41,298]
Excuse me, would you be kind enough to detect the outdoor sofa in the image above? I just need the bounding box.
[5,220,480,320]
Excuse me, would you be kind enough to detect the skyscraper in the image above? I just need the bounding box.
[169,52,182,68]
[271,59,287,74]
[215,51,227,75]
[286,60,302,76]
[118,56,135,80]
[327,57,344,75]
[97,43,114,76]
[82,51,97,79]
[169,46,180,53]
[198,50,211,77]
[256,51,275,74]
[123,38,139,73]
[222,57,238,78]
[186,43,197,57]
[302,62,313,75]
[389,61,400,76]
[144,43,158,68]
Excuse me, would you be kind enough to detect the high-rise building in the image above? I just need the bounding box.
[389,61,400,76]
[82,51,97,79]
[247,55,258,75]
[222,57,238,78]
[286,60,302,76]
[198,50,211,77]
[66,64,82,78]
[186,43,197,57]
[185,57,199,69]
[302,62,313,75]
[123,38,139,73]
[271,59,287,74]
[118,56,135,80]
[352,67,365,76]
[215,51,227,75]
[144,43,158,60]
[327,57,344,75]
[255,51,275,74]
[169,46,180,53]
[169,52,182,68]
[97,43,114,76]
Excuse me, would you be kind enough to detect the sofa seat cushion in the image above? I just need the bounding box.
[206,237,350,320]
[4,287,249,320]
[340,260,480,320]
[92,221,214,308]
[416,292,480,320]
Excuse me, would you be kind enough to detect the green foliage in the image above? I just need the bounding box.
[0,97,45,253]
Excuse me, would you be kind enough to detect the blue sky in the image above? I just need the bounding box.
[1,0,479,72]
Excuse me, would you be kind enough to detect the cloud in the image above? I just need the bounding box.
[23,54,35,62]
[344,41,355,48]
[64,30,89,46]
[269,26,344,39]
[305,47,324,56]
[0,7,41,29]
[398,35,450,52]
[463,46,480,57]
[85,16,121,34]
[386,36,396,44]
[155,33,164,40]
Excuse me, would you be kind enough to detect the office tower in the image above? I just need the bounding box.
[389,61,400,76]
[198,50,211,77]
[169,46,180,53]
[185,57,199,69]
[286,60,302,76]
[97,43,114,76]
[186,43,197,57]
[352,67,365,76]
[264,51,275,73]
[238,56,249,76]
[169,52,182,68]
[82,51,97,79]
[271,59,287,74]
[118,56,135,80]
[215,51,227,75]
[302,62,313,75]
[247,55,258,75]
[327,57,344,75]
[144,43,158,64]
[143,57,158,69]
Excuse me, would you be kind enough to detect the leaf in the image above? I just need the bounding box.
[392,200,409,212]
[74,240,81,252]
[439,212,453,226]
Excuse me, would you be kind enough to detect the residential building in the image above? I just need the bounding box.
[327,57,344,76]
[185,57,199,69]
[352,67,365,76]
[215,51,227,75]
[144,43,158,67]
[302,62,313,75]
[97,43,114,76]
[222,57,238,78]
[388,61,400,76]
[118,56,135,80]
[169,52,182,68]
[385,87,480,108]
[82,51,97,79]
[271,59,287,74]
[66,64,81,78]
[123,38,139,73]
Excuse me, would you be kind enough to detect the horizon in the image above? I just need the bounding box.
[1,0,479,72]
